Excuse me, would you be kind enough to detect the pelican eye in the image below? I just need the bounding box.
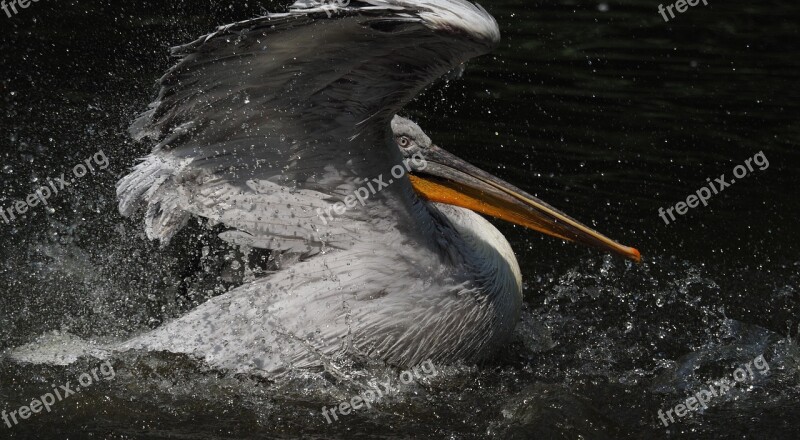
[397,136,411,148]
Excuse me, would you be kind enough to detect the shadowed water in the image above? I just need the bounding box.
[0,0,798,438]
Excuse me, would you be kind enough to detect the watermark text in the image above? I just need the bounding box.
[658,151,768,225]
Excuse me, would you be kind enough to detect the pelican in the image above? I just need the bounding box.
[110,0,641,375]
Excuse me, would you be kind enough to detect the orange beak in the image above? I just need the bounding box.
[408,145,641,263]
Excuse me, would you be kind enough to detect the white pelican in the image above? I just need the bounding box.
[113,0,640,375]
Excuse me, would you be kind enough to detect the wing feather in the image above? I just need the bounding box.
[118,0,499,253]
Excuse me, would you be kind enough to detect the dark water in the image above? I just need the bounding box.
[1,0,798,438]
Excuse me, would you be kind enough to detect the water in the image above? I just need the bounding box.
[1,0,798,438]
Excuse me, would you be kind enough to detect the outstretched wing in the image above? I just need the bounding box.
[117,0,499,253]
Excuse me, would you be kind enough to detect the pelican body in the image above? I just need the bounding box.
[114,0,639,375]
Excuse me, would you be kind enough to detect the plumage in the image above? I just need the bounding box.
[112,0,525,375]
[0,0,645,374]
[40,0,638,376]
[117,0,500,252]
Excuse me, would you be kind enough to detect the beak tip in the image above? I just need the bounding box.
[628,247,642,264]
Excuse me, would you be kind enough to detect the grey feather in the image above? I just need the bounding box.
[118,0,498,251]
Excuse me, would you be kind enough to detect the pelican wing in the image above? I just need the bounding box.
[121,239,502,374]
[118,0,499,253]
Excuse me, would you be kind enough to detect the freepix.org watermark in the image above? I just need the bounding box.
[1,0,40,19]
[658,151,768,225]
[2,360,115,428]
[319,0,350,18]
[658,0,708,23]
[316,152,426,225]
[321,359,438,424]
[0,150,109,225]
[657,354,769,428]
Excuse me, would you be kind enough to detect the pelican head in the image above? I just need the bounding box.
[392,116,641,263]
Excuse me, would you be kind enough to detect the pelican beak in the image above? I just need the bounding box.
[407,145,641,263]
